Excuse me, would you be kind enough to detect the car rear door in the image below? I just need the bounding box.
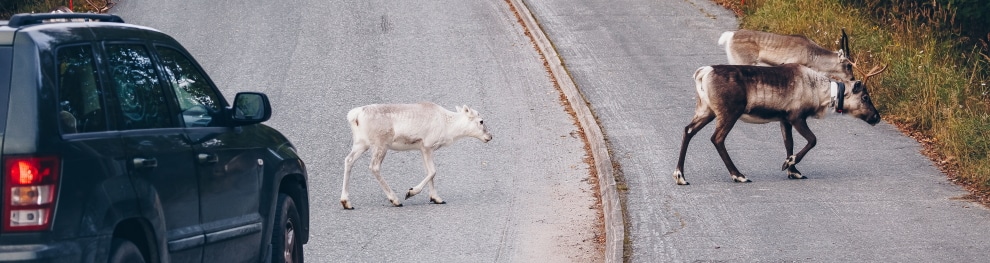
[102,42,204,263]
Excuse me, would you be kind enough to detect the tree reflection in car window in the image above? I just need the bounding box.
[56,44,107,133]
[157,47,221,127]
[106,44,173,130]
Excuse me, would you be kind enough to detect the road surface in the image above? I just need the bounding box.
[111,0,603,261]
[524,0,990,261]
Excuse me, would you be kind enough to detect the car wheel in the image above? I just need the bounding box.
[273,193,303,263]
[109,238,145,263]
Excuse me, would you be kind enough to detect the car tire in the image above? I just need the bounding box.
[108,238,145,263]
[272,193,303,263]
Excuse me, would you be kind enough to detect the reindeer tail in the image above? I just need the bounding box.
[693,66,713,83]
[347,107,363,128]
[693,66,714,96]
[717,31,734,46]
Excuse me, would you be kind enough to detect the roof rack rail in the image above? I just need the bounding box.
[7,13,125,27]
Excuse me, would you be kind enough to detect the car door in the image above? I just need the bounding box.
[155,45,264,262]
[103,43,203,263]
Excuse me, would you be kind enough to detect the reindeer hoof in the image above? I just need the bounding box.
[732,175,752,183]
[340,200,354,210]
[405,189,415,200]
[387,197,403,207]
[430,198,447,204]
[781,155,797,171]
[786,166,804,179]
[673,170,690,185]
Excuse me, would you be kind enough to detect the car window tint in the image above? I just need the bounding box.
[106,44,174,130]
[56,45,107,133]
[157,47,222,127]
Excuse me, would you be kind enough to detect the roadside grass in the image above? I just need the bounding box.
[714,0,990,202]
[1,0,114,19]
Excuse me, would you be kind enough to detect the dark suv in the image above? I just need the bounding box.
[0,13,309,263]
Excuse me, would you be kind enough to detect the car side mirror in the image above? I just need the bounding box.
[231,92,272,125]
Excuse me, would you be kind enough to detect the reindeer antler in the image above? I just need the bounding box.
[858,64,887,82]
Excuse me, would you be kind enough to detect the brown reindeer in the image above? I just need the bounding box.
[672,63,886,185]
[719,29,856,81]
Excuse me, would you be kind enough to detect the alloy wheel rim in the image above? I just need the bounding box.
[284,220,295,263]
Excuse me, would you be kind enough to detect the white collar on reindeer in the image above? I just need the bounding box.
[830,81,846,113]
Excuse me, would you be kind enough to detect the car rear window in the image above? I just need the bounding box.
[56,44,107,133]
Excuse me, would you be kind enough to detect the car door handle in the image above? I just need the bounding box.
[133,157,158,168]
[198,153,218,165]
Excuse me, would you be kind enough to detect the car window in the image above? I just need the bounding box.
[157,47,222,127]
[56,44,107,133]
[105,44,175,130]
[0,47,11,134]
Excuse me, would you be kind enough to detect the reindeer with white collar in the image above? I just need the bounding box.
[672,63,885,185]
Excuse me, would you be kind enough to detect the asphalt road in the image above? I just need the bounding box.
[524,0,990,261]
[104,0,990,261]
[111,1,602,262]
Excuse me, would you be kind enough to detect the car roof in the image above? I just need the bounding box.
[6,13,125,27]
[0,13,177,47]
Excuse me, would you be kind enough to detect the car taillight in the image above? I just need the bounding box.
[3,156,59,232]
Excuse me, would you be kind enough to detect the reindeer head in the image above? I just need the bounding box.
[839,64,886,125]
[455,105,493,143]
[831,50,856,82]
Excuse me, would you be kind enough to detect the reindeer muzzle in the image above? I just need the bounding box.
[866,113,881,126]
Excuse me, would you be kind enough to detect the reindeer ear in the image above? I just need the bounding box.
[841,28,852,59]
[455,105,464,113]
[463,105,480,117]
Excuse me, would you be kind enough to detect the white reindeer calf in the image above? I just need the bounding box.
[340,102,493,209]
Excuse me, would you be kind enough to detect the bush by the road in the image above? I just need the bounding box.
[841,0,990,44]
[1,0,114,19]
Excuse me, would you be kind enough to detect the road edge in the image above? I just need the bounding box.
[505,0,624,262]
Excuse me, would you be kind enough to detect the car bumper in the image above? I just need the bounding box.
[0,236,100,263]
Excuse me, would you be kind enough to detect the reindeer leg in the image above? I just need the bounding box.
[786,118,817,179]
[779,122,803,179]
[712,116,750,183]
[426,179,444,204]
[780,122,795,160]
[673,113,715,185]
[369,146,402,207]
[424,147,444,204]
[341,144,369,210]
[407,147,444,204]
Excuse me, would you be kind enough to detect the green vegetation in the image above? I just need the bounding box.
[716,0,990,199]
[1,0,113,19]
